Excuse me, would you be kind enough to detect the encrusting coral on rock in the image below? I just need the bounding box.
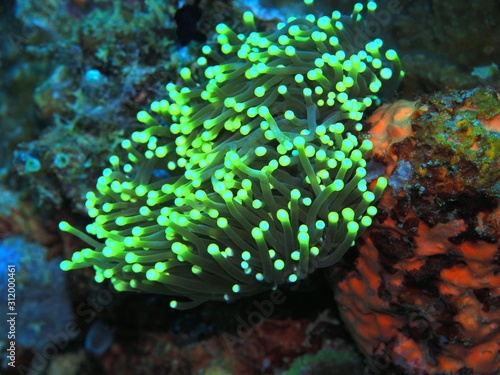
[335,87,500,375]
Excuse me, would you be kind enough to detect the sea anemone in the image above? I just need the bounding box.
[60,1,402,309]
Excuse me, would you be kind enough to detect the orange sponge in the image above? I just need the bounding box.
[335,87,500,375]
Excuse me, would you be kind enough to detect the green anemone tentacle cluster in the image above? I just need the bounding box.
[60,1,402,309]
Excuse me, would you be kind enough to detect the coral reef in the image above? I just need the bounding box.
[5,0,500,373]
[0,237,75,350]
[95,318,314,374]
[83,305,359,375]
[386,0,500,93]
[334,87,500,375]
[5,0,236,211]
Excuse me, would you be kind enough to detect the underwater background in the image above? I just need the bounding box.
[0,0,499,374]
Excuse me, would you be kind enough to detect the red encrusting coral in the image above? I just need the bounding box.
[334,87,500,375]
[97,318,315,375]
